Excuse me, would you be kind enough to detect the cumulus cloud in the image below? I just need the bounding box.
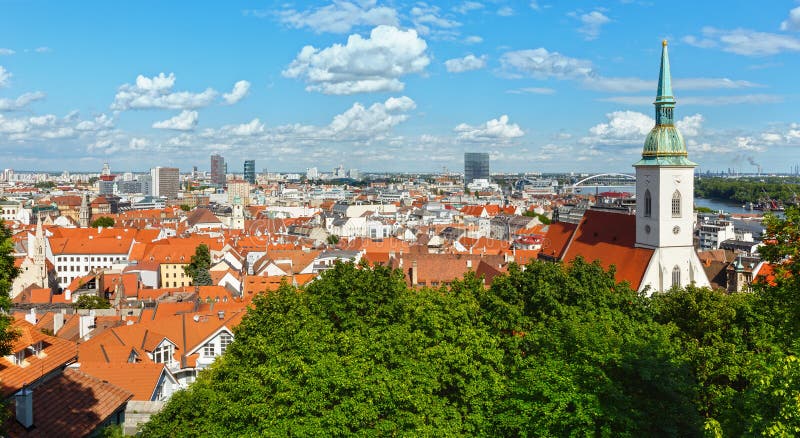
[455,115,524,142]
[444,54,487,73]
[500,48,593,80]
[0,112,77,140]
[283,25,430,95]
[571,10,611,40]
[222,80,251,104]
[583,110,703,145]
[111,73,218,110]
[152,110,199,131]
[75,113,114,132]
[0,91,46,111]
[0,48,14,56]
[328,96,415,138]
[454,2,483,14]
[781,6,800,32]
[277,0,398,34]
[411,4,461,37]
[684,27,800,56]
[0,66,10,87]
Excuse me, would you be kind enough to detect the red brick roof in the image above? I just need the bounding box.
[6,368,133,437]
[552,210,654,290]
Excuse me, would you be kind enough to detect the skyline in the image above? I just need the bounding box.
[2,1,800,173]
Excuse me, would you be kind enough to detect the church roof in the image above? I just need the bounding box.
[541,210,654,290]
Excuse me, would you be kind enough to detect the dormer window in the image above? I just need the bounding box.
[153,342,175,366]
[671,190,681,218]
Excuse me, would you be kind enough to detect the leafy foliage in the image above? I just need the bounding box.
[73,294,111,309]
[90,216,115,228]
[0,220,19,356]
[142,208,800,435]
[695,176,800,204]
[183,244,212,286]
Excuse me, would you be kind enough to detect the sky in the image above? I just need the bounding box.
[1,0,800,174]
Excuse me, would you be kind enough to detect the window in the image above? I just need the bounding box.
[672,265,681,288]
[672,190,681,218]
[220,333,232,354]
[153,343,174,365]
[644,190,652,217]
[203,342,215,357]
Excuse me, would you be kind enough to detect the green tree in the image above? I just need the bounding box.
[179,204,191,212]
[74,294,111,310]
[183,244,212,286]
[0,220,19,355]
[90,216,115,228]
[326,234,339,245]
[34,181,56,189]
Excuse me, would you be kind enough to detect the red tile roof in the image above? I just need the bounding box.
[6,368,133,437]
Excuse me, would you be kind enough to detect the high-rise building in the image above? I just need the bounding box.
[464,152,490,187]
[227,179,251,206]
[243,160,256,184]
[151,167,180,199]
[210,154,226,186]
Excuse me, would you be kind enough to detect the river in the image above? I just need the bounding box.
[693,198,755,215]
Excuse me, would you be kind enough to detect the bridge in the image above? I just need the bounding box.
[565,173,636,195]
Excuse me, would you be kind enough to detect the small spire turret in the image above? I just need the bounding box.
[655,40,675,125]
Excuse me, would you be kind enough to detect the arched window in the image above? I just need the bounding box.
[644,189,652,217]
[672,190,681,218]
[672,265,681,288]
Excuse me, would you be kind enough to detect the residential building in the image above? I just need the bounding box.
[227,179,250,206]
[151,167,179,199]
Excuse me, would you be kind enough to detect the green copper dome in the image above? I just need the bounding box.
[634,41,696,167]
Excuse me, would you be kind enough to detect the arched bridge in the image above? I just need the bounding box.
[566,173,636,194]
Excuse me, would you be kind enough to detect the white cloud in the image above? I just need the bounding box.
[507,87,556,94]
[152,110,199,131]
[111,73,218,110]
[129,137,150,150]
[277,0,398,34]
[75,114,114,132]
[222,80,251,104]
[0,91,46,111]
[328,96,415,138]
[455,115,524,142]
[0,66,10,87]
[781,6,800,32]
[0,48,14,56]
[454,2,483,14]
[464,35,483,44]
[497,6,514,16]
[572,10,611,40]
[500,48,593,80]
[599,93,784,106]
[411,4,462,38]
[682,35,717,49]
[228,119,265,136]
[530,1,540,11]
[583,111,703,145]
[690,27,800,56]
[283,25,430,95]
[34,47,52,53]
[444,54,487,73]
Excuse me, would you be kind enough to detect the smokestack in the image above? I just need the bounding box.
[15,386,33,429]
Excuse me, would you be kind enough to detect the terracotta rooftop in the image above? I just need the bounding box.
[79,362,166,401]
[6,368,133,437]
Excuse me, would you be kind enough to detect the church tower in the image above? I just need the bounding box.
[79,193,90,228]
[231,195,245,230]
[634,41,709,292]
[33,214,48,288]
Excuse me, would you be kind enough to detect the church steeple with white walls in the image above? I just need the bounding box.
[634,41,709,293]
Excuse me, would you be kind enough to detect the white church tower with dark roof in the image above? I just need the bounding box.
[634,41,709,293]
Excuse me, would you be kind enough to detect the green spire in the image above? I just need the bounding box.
[655,40,674,107]
[634,40,696,168]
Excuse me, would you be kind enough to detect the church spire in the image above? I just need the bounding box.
[634,40,694,166]
[654,40,675,126]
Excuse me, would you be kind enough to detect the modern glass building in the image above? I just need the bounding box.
[464,152,490,187]
[210,154,226,186]
[243,160,256,184]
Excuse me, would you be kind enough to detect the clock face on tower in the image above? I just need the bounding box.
[673,225,680,234]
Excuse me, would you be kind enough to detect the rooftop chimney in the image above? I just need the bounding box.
[24,308,36,325]
[53,313,64,335]
[15,386,33,430]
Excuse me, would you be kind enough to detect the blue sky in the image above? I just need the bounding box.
[1,0,800,174]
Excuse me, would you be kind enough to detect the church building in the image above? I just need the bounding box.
[540,41,710,295]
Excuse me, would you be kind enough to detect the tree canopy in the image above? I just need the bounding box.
[0,220,19,356]
[183,244,212,286]
[73,294,111,310]
[142,209,800,435]
[90,216,114,228]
